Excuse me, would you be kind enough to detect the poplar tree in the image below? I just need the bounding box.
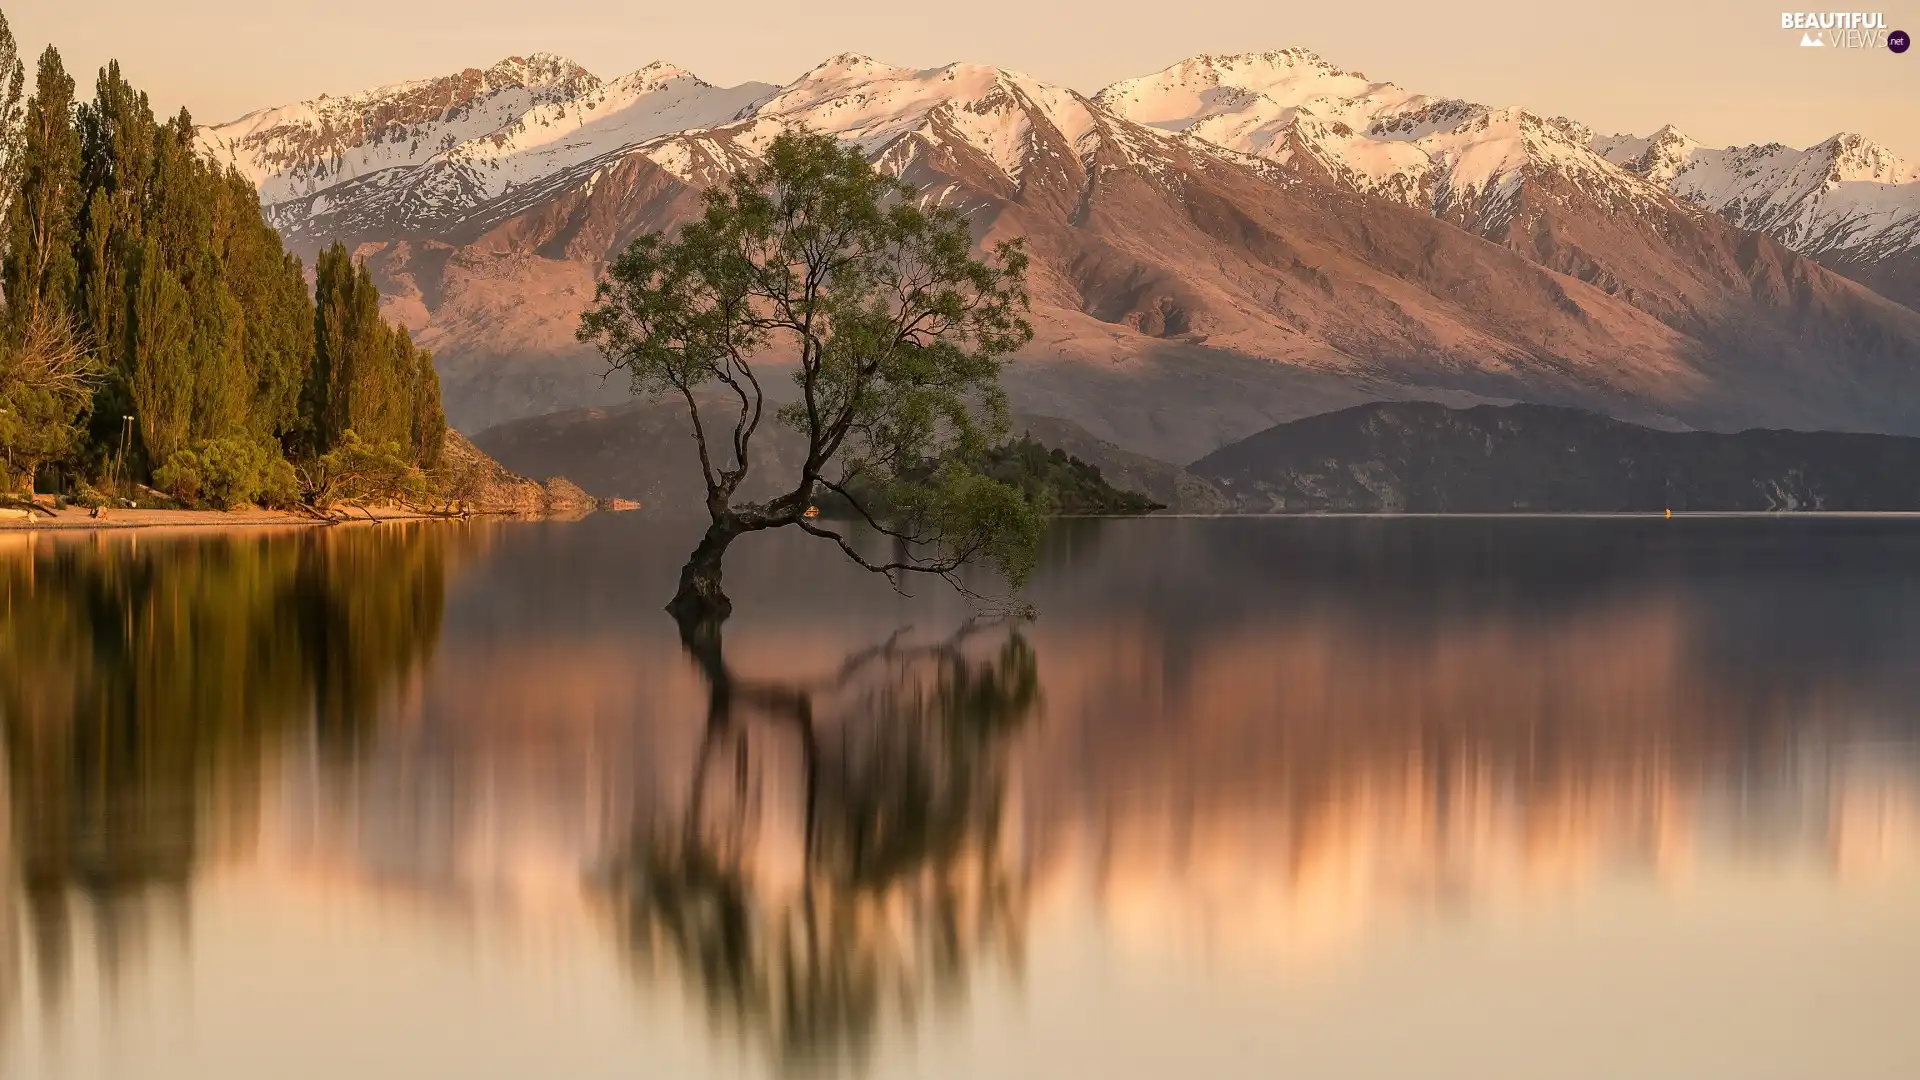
[1,46,80,339]
[0,11,26,234]
[410,345,446,469]
[74,62,156,366]
[126,238,192,466]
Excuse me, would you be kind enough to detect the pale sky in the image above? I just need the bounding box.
[10,1,1919,157]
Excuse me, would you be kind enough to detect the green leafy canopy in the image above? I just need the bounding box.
[578,130,1042,600]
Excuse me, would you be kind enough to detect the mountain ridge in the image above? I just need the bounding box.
[197,48,1920,459]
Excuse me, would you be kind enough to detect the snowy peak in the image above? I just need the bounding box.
[197,55,774,237]
[1811,133,1920,185]
[1095,49,1434,146]
[481,53,596,92]
[1594,125,1920,262]
[1097,51,1662,233]
[198,53,603,200]
[752,60,1098,148]
[639,58,1117,190]
[1594,124,1701,185]
[610,61,703,95]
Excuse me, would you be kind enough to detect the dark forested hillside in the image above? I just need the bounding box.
[1192,402,1920,513]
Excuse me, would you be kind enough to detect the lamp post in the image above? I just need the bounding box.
[114,415,133,498]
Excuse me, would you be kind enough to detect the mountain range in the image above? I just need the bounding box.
[197,49,1920,463]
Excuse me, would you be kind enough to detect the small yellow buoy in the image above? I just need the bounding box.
[1665,508,1672,519]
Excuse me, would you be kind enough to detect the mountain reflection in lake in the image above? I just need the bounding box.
[1,517,1917,1079]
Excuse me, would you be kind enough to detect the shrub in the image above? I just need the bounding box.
[199,436,274,509]
[154,450,205,504]
[259,455,299,509]
[156,436,300,509]
[297,430,425,509]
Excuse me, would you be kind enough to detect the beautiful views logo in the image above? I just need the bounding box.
[1781,11,1906,49]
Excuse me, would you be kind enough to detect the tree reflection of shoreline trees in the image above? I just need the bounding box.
[599,612,1041,1076]
[0,524,461,1033]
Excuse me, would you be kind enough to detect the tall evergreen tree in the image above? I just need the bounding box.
[1,47,81,340]
[310,243,401,452]
[355,318,411,448]
[187,256,246,442]
[143,109,206,274]
[0,10,27,239]
[410,345,446,470]
[210,167,309,441]
[74,61,156,365]
[126,238,191,467]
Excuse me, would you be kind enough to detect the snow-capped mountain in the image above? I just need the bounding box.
[1597,128,1920,307]
[1598,128,1919,256]
[489,52,1225,224]
[201,50,1920,456]
[210,48,1920,312]
[1092,50,1676,235]
[197,53,774,242]
[1094,50,1920,312]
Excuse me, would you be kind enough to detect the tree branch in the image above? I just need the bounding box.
[795,518,984,598]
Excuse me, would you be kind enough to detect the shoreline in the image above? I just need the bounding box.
[13,506,1917,534]
[0,505,483,533]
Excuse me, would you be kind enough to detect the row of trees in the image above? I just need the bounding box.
[0,10,444,505]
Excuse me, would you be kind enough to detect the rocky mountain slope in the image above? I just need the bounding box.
[1192,401,1920,513]
[440,430,599,516]
[204,50,1920,461]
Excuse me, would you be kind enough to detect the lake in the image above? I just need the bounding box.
[2,516,1918,1079]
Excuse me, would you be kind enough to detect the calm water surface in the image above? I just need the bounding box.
[2,516,1918,1079]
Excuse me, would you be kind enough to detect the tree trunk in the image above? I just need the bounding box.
[668,520,740,622]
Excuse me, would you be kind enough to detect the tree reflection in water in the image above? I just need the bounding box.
[601,612,1042,1075]
[0,524,461,1029]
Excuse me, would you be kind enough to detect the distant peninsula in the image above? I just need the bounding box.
[1189,402,1920,513]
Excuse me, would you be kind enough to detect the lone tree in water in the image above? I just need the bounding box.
[579,131,1041,619]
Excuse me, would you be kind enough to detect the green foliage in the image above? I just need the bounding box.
[309,242,430,459]
[824,435,1163,523]
[155,433,299,508]
[0,34,440,507]
[126,237,192,465]
[1,45,81,340]
[0,311,98,491]
[297,430,427,511]
[580,130,1039,604]
[150,447,200,503]
[70,480,108,509]
[410,344,446,469]
[0,11,26,228]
